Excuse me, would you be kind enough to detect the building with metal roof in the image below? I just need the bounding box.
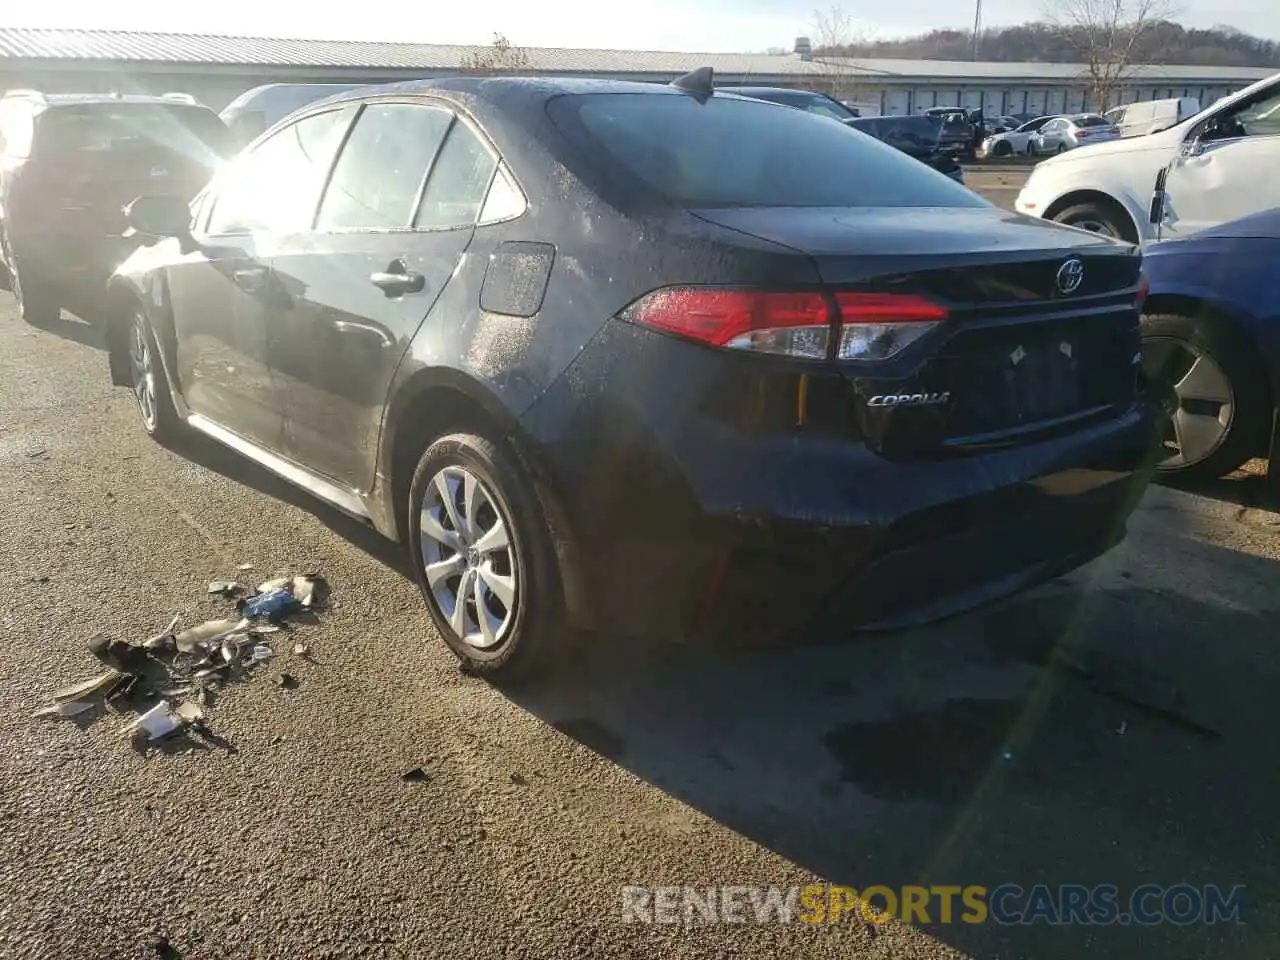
[0,27,1273,115]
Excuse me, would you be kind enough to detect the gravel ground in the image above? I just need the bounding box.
[1,173,1278,959]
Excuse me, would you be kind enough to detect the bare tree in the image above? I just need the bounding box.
[1046,0,1180,111]
[810,6,874,106]
[459,33,531,74]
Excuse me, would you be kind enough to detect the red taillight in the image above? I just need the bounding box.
[621,288,832,358]
[622,287,950,361]
[1135,271,1149,311]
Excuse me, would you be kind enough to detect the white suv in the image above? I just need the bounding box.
[1015,71,1280,244]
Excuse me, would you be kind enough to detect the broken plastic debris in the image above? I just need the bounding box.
[207,581,243,597]
[401,767,429,782]
[52,669,127,703]
[242,588,300,621]
[121,700,203,741]
[33,700,96,720]
[237,563,255,571]
[173,618,246,654]
[143,616,181,650]
[275,673,297,689]
[292,642,310,657]
[256,574,329,609]
[251,644,274,662]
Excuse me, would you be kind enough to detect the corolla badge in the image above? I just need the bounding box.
[1056,257,1085,294]
[867,391,952,408]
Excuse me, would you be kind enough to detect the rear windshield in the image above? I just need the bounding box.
[35,103,235,162]
[548,93,986,209]
[1074,115,1111,127]
[744,91,855,121]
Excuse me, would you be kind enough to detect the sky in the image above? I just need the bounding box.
[1,0,1277,52]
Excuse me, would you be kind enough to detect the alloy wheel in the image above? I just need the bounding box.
[1141,336,1235,469]
[129,315,158,430]
[1067,218,1117,238]
[419,465,520,650]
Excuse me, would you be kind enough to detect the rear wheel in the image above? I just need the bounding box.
[1140,311,1271,483]
[1055,142,1068,154]
[408,431,567,681]
[2,231,59,326]
[1051,199,1137,243]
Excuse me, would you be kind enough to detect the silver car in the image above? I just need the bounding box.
[1032,114,1121,154]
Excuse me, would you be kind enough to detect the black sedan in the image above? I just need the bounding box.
[103,73,1158,679]
[845,115,966,184]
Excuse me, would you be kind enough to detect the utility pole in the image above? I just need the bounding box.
[970,0,983,60]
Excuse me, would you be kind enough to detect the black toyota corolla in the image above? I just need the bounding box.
[103,73,1158,678]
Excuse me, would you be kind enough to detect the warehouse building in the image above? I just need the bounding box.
[0,27,1272,116]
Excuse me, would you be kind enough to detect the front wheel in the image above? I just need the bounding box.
[1051,199,1137,243]
[128,310,179,441]
[1140,312,1272,483]
[408,431,567,680]
[992,141,1013,158]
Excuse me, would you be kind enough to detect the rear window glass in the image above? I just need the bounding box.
[35,104,235,162]
[548,93,986,209]
[1075,115,1111,127]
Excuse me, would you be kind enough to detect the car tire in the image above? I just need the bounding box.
[1140,311,1272,483]
[1055,143,1068,154]
[1051,199,1137,243]
[127,309,180,442]
[1025,141,1037,156]
[407,431,567,681]
[1,231,60,326]
[993,141,1013,158]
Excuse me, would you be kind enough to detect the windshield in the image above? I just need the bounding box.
[550,93,985,209]
[35,103,236,162]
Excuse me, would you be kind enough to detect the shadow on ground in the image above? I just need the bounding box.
[1161,462,1279,512]
[505,541,1279,958]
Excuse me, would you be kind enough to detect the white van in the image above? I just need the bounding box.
[219,83,366,149]
[1016,71,1280,243]
[1103,97,1201,138]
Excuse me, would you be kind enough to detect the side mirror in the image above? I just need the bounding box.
[126,195,192,240]
[1180,135,1205,158]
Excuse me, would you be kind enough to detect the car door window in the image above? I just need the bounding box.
[316,102,453,231]
[414,121,499,231]
[1200,86,1280,142]
[205,107,352,235]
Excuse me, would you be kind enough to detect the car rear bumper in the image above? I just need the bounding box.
[520,322,1160,645]
[7,226,141,291]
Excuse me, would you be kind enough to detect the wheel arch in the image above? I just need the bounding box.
[1043,189,1143,243]
[381,367,594,630]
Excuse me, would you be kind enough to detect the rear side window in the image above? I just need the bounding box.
[550,93,986,209]
[414,122,498,230]
[317,102,452,231]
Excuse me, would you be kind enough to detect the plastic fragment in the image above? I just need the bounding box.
[52,669,126,703]
[121,701,193,740]
[207,581,243,596]
[242,588,300,621]
[34,701,96,720]
[237,563,255,570]
[174,618,245,654]
[251,645,274,661]
[292,643,310,657]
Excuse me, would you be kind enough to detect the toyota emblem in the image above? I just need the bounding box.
[1056,257,1085,295]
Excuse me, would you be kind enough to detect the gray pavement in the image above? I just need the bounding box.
[1,173,1278,959]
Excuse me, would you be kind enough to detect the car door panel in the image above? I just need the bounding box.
[270,101,492,492]
[1159,136,1280,240]
[167,105,356,449]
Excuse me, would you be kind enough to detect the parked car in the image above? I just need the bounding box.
[1140,206,1280,483]
[103,73,1157,678]
[219,82,367,149]
[1104,97,1201,138]
[846,115,965,183]
[922,107,976,156]
[719,85,859,120]
[978,115,1060,158]
[1032,114,1121,154]
[1015,70,1280,243]
[0,89,234,325]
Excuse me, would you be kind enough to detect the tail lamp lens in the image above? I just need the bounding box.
[622,287,949,361]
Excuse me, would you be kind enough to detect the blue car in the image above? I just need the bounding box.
[1140,207,1280,484]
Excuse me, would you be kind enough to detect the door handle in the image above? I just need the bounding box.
[370,259,426,297]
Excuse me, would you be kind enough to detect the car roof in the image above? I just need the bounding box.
[311,75,696,108]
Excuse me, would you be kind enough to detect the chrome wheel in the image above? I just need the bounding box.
[1141,336,1235,469]
[419,465,519,650]
[129,315,158,430]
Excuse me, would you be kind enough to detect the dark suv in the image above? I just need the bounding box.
[0,90,233,324]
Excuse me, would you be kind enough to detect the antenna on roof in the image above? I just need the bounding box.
[670,66,715,104]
